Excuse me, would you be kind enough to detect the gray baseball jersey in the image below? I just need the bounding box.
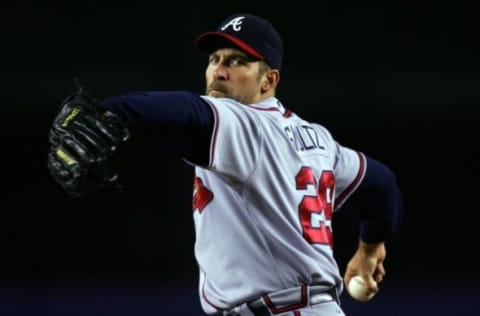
[188,96,366,314]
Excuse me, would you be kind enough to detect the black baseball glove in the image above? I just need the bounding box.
[47,80,130,197]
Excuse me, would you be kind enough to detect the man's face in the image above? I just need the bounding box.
[205,48,265,104]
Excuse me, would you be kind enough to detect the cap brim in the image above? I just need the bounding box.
[195,32,264,60]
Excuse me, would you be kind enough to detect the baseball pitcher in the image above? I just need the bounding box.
[47,13,403,316]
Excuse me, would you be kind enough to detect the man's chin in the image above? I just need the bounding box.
[208,90,227,98]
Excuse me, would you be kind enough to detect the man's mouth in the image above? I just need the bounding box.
[207,83,228,97]
[208,90,226,97]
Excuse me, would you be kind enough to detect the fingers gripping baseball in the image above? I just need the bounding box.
[47,81,130,197]
[344,241,386,301]
[373,261,385,283]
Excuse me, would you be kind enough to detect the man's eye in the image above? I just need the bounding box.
[230,58,244,66]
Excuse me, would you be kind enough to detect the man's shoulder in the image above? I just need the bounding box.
[199,96,243,110]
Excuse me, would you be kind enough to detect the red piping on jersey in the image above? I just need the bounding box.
[247,106,281,111]
[205,100,220,168]
[263,285,308,313]
[335,151,366,206]
[200,270,224,311]
[245,104,292,117]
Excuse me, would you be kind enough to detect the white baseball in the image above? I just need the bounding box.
[347,275,376,302]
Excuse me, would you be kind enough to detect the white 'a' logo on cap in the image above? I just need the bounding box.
[221,16,245,32]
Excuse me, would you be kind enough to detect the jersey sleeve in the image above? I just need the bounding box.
[199,96,262,184]
[333,144,367,210]
[302,123,367,212]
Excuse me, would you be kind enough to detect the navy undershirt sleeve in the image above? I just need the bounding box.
[101,91,214,166]
[341,156,403,242]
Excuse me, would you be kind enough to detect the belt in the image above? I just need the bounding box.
[246,285,336,316]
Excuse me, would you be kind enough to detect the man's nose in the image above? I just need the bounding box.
[212,63,228,80]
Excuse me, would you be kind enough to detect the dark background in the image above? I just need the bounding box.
[1,1,479,315]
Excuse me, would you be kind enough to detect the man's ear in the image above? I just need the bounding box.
[261,69,280,93]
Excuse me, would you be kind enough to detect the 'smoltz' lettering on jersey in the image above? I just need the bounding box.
[284,124,325,153]
[192,176,213,213]
[221,16,245,32]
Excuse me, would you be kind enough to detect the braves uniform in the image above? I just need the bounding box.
[47,11,402,316]
[190,96,365,315]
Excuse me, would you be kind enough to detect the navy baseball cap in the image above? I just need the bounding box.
[195,13,284,70]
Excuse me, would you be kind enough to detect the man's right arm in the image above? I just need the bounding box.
[340,156,403,296]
